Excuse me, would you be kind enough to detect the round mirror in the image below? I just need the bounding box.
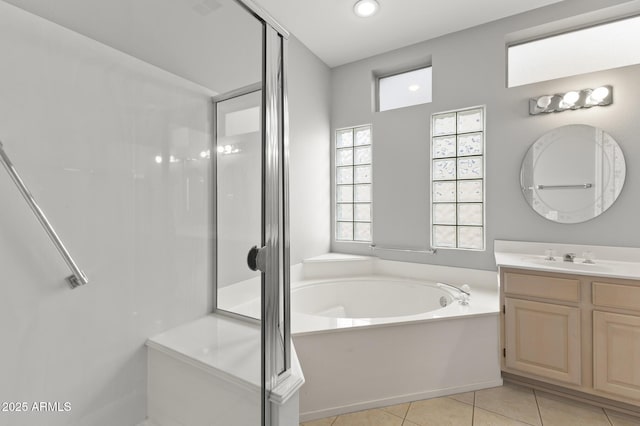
[520,124,626,223]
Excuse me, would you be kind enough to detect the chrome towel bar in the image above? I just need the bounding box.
[536,183,593,190]
[0,140,88,288]
[369,244,437,255]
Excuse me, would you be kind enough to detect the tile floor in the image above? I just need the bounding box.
[300,383,640,426]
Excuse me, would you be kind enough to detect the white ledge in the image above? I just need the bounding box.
[303,253,371,263]
[146,313,305,404]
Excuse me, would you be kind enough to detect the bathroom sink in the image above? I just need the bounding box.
[521,257,614,274]
[495,240,640,280]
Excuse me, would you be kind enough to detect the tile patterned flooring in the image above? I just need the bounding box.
[300,383,640,426]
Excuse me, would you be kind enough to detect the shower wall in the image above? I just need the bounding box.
[0,1,330,425]
[0,3,213,425]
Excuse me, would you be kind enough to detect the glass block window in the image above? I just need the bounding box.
[431,107,485,250]
[336,125,372,242]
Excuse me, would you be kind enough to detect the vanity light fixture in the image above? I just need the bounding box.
[354,0,379,18]
[529,85,612,115]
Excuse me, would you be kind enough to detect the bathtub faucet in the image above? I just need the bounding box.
[437,282,471,305]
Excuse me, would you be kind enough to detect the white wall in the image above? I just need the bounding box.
[288,36,332,264]
[0,1,330,425]
[330,0,640,270]
[0,3,214,425]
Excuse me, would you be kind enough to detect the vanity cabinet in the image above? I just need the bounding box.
[500,268,640,409]
[592,281,640,401]
[504,298,581,385]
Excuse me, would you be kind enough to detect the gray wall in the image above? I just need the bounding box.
[330,0,640,270]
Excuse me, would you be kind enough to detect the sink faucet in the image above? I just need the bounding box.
[564,253,576,262]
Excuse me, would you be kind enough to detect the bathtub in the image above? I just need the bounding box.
[217,255,502,421]
[293,278,454,319]
[288,257,502,422]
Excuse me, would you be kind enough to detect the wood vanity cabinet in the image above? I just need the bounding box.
[500,267,640,410]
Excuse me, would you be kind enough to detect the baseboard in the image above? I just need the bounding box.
[299,379,503,423]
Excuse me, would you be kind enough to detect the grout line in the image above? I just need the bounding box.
[533,389,544,426]
[404,401,414,425]
[471,391,476,426]
[472,403,539,426]
[403,401,409,421]
[379,402,410,422]
[603,408,614,426]
[474,406,540,426]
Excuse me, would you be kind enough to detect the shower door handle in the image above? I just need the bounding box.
[247,245,267,272]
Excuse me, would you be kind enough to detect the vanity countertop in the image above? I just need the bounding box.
[495,240,640,280]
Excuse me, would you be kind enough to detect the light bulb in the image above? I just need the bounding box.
[154,155,163,164]
[590,86,609,103]
[562,91,580,106]
[536,95,552,109]
[354,0,379,17]
[216,146,225,154]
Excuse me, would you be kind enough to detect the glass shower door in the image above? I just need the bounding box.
[215,86,263,318]
[214,21,291,425]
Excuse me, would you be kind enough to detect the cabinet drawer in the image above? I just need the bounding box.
[593,282,640,313]
[504,272,580,302]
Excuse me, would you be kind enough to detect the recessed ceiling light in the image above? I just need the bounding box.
[354,0,379,18]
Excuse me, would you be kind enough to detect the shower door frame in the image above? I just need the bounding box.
[212,2,291,425]
[262,22,293,417]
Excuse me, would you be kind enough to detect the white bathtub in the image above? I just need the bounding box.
[293,278,454,319]
[221,256,503,422]
[289,257,502,422]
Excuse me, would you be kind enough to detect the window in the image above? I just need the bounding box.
[335,125,372,242]
[378,67,432,111]
[508,15,640,87]
[430,106,485,250]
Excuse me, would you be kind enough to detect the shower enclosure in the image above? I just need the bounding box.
[213,1,293,423]
[0,0,292,424]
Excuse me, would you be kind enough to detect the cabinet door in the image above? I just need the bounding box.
[505,298,581,385]
[593,311,640,401]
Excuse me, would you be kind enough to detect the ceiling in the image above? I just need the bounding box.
[4,0,566,77]
[255,0,565,67]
